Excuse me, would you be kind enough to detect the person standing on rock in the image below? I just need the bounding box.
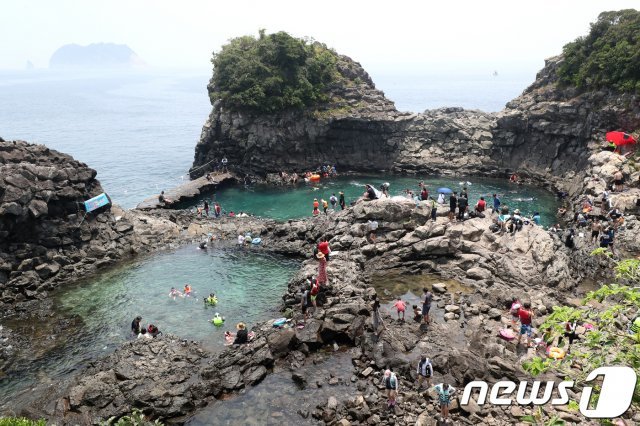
[367,220,379,243]
[382,369,399,410]
[318,238,331,262]
[429,196,437,222]
[434,383,456,421]
[613,170,624,192]
[301,285,312,323]
[322,198,329,215]
[448,192,458,222]
[416,356,433,390]
[372,299,385,337]
[131,316,142,336]
[508,297,522,330]
[492,193,501,214]
[422,288,433,324]
[316,252,328,286]
[339,191,346,210]
[393,297,406,321]
[203,200,210,217]
[591,219,603,243]
[330,193,338,209]
[457,195,468,221]
[517,302,534,347]
[214,202,221,218]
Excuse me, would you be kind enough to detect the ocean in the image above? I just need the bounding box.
[0,68,536,209]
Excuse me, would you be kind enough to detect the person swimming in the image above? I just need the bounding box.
[184,284,192,296]
[169,287,182,299]
[204,293,218,306]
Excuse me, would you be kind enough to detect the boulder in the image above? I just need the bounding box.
[432,282,447,293]
[27,199,48,219]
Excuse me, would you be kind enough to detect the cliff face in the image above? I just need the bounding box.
[192,52,639,187]
[192,55,401,176]
[492,56,640,187]
[0,141,179,313]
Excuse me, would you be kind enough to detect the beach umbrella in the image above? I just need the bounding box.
[606,131,637,147]
[437,187,453,194]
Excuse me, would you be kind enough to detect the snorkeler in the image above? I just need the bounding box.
[204,293,218,306]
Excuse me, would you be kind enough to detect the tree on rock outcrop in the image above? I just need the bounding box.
[209,30,340,113]
[558,9,640,93]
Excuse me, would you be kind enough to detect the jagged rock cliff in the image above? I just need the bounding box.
[192,51,639,188]
[492,55,640,187]
[191,54,401,176]
[0,141,181,313]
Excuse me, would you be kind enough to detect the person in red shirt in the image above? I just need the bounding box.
[517,302,534,347]
[475,196,486,213]
[318,238,331,261]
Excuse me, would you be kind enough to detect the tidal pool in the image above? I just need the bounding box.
[0,246,298,409]
[194,175,558,226]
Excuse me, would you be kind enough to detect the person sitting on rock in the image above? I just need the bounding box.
[158,191,173,206]
[233,322,248,344]
[137,327,152,340]
[147,324,162,338]
[475,196,486,213]
[363,184,378,200]
[412,305,422,322]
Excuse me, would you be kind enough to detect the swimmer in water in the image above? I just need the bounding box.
[184,284,192,296]
[169,287,182,300]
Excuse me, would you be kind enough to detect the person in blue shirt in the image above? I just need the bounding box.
[532,212,541,225]
[492,193,501,213]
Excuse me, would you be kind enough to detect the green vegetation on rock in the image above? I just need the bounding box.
[558,9,640,92]
[209,30,340,113]
[0,418,46,426]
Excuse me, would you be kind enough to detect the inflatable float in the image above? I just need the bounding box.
[309,174,321,182]
[498,328,517,341]
[211,313,225,326]
[251,237,261,245]
[547,347,566,360]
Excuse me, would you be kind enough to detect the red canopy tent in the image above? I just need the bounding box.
[606,131,637,146]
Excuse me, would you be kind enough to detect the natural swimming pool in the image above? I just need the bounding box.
[193,175,559,226]
[0,246,298,408]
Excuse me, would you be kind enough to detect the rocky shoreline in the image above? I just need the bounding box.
[2,35,640,426]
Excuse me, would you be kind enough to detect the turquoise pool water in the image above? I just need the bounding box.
[196,175,558,226]
[0,247,298,408]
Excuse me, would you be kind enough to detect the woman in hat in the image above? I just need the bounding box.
[233,322,248,344]
[316,252,327,286]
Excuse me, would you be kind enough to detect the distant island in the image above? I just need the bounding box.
[49,43,145,69]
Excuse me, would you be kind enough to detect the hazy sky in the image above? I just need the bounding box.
[1,1,638,75]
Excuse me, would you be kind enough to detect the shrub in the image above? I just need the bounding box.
[209,30,339,113]
[557,9,640,93]
[0,418,46,426]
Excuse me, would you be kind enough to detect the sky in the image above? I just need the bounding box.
[1,1,638,76]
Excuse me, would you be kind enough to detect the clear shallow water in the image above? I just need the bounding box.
[0,247,298,407]
[187,350,357,426]
[198,175,558,226]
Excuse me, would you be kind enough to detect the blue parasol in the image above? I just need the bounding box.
[437,187,453,194]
